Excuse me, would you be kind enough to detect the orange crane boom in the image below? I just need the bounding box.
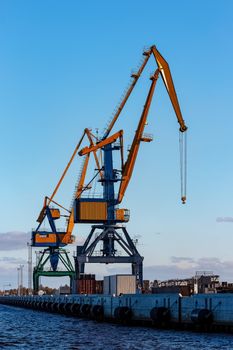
[151,46,187,132]
[118,70,160,203]
[103,45,187,141]
[64,154,90,244]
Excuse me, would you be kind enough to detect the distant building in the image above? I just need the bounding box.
[216,281,233,293]
[151,272,221,296]
[142,280,150,293]
[151,278,194,296]
[59,284,70,295]
[194,271,220,294]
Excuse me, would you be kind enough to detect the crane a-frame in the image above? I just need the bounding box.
[31,45,187,291]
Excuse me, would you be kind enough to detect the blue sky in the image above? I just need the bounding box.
[0,0,233,288]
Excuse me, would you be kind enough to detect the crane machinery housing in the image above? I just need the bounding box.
[31,45,187,292]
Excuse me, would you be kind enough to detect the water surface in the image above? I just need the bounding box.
[1,305,233,349]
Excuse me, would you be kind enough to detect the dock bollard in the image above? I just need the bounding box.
[191,308,213,325]
[91,305,104,321]
[70,303,81,316]
[150,307,171,324]
[80,304,91,317]
[114,306,132,322]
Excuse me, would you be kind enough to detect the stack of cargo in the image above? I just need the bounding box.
[77,274,96,294]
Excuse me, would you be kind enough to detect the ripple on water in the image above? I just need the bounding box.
[1,305,233,349]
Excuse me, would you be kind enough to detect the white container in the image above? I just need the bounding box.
[104,274,136,295]
[103,276,110,295]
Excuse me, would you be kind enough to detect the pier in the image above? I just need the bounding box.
[2,293,233,332]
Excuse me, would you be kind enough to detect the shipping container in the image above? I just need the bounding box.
[96,280,103,294]
[104,275,136,296]
[77,279,96,294]
[104,276,110,295]
[79,274,96,280]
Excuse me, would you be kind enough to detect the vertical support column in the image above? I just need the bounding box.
[132,261,143,288]
[74,260,85,294]
[33,271,39,294]
[103,144,115,222]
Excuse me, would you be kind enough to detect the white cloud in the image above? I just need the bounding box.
[0,231,30,251]
[216,217,233,223]
[143,256,233,282]
[170,256,195,264]
[0,257,27,265]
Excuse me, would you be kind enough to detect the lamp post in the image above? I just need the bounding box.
[27,242,32,295]
[17,267,20,296]
[17,265,24,296]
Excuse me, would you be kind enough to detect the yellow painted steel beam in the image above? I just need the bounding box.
[118,70,159,203]
[151,46,187,132]
[79,130,123,156]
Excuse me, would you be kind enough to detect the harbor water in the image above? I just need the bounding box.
[1,304,233,350]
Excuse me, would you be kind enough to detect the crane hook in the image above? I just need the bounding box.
[181,196,186,204]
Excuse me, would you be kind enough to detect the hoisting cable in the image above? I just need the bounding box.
[93,149,103,195]
[179,130,187,204]
[79,168,102,198]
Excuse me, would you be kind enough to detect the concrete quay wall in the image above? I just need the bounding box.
[1,293,233,331]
